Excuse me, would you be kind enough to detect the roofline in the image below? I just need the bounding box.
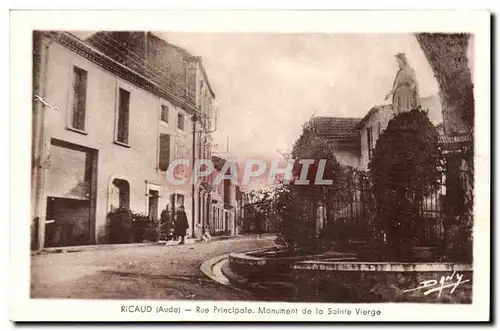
[311,116,362,142]
[355,105,389,129]
[184,56,216,98]
[145,32,216,98]
[55,31,198,115]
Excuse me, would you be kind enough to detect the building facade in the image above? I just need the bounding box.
[356,95,443,170]
[208,156,238,236]
[31,31,215,249]
[310,117,362,169]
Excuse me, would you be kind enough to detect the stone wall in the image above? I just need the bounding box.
[291,262,472,303]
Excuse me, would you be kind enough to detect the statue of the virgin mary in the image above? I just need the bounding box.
[385,52,420,114]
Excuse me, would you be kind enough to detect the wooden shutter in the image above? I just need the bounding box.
[72,67,87,131]
[159,133,170,171]
[117,88,130,144]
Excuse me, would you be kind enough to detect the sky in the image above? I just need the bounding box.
[158,32,441,163]
[73,31,443,174]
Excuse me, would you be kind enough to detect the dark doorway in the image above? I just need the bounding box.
[45,197,90,247]
[149,190,159,222]
[113,179,130,210]
[44,139,98,247]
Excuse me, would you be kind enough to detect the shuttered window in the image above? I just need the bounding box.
[71,66,87,131]
[177,113,185,130]
[161,105,169,123]
[158,133,170,171]
[117,88,130,144]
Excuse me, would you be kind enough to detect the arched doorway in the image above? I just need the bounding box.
[110,178,130,211]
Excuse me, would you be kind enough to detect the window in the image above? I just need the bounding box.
[47,139,92,200]
[158,133,170,171]
[71,66,88,131]
[224,179,231,205]
[367,127,374,160]
[177,194,185,206]
[160,105,169,123]
[177,113,185,130]
[116,88,130,145]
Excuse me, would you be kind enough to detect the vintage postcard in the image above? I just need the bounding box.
[10,10,490,322]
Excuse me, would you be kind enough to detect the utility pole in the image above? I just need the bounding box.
[191,113,197,238]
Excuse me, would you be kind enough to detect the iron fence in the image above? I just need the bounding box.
[325,166,446,245]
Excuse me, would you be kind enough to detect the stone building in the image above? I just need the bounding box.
[309,117,362,169]
[31,31,215,249]
[208,156,238,236]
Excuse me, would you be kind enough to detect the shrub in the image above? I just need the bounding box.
[131,213,159,243]
[369,108,442,260]
[275,184,318,254]
[106,208,133,244]
[274,119,340,255]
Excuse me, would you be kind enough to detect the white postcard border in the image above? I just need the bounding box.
[10,9,491,322]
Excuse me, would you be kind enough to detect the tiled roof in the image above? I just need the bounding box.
[311,117,362,141]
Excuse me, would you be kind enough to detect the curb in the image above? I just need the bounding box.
[33,234,275,255]
[199,254,252,296]
[199,247,275,296]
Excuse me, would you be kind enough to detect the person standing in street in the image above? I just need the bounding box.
[160,204,172,242]
[174,205,189,245]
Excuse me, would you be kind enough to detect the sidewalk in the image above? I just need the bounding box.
[35,233,275,255]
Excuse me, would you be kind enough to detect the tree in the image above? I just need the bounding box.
[416,33,474,131]
[274,119,340,254]
[245,188,278,234]
[369,108,442,260]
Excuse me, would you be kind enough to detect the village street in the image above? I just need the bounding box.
[31,236,274,300]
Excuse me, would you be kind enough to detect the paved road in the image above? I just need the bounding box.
[31,236,274,300]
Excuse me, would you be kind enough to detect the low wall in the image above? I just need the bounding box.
[291,261,473,303]
[228,251,358,278]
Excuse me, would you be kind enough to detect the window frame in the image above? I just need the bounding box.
[66,64,89,135]
[177,112,185,131]
[158,133,171,172]
[114,84,131,147]
[160,104,169,124]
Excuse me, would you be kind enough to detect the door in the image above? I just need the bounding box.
[148,190,159,222]
[44,139,97,247]
[224,210,229,234]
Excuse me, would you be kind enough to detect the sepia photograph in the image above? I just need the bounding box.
[10,9,491,322]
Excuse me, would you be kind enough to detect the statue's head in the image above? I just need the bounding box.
[395,52,409,69]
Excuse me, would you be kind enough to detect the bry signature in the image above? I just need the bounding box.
[403,271,470,297]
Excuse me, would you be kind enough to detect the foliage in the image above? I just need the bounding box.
[272,118,341,254]
[244,187,280,234]
[106,209,160,244]
[369,108,442,260]
[106,208,134,244]
[318,218,355,249]
[441,148,474,263]
[291,120,340,198]
[132,213,159,243]
[274,184,317,254]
